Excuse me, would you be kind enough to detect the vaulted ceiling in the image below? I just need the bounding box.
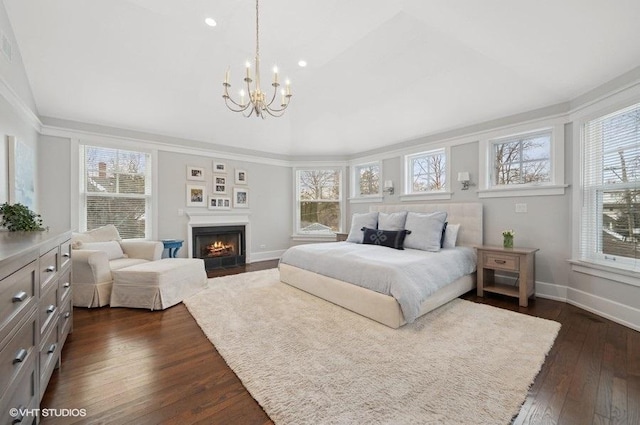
[5,0,640,156]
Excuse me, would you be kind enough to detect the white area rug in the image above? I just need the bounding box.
[184,269,560,425]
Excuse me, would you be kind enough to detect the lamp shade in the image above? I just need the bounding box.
[457,172,470,182]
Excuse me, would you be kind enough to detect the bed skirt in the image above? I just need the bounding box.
[279,263,476,328]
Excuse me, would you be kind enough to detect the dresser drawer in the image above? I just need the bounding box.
[39,285,59,338]
[0,356,37,425]
[60,239,72,270]
[39,323,59,400]
[40,247,59,292]
[483,252,520,272]
[0,310,37,399]
[58,268,71,305]
[0,261,37,346]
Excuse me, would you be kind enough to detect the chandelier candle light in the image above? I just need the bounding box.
[222,0,292,118]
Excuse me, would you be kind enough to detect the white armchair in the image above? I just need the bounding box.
[71,225,163,307]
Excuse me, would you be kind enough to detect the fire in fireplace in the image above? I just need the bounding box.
[192,225,246,270]
[206,240,235,257]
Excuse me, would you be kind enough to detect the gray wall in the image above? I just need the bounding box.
[348,125,574,287]
[157,151,292,258]
[38,135,71,230]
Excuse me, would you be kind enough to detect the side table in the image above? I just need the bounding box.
[162,239,184,258]
[475,245,539,307]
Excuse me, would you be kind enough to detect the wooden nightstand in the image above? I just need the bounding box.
[475,245,539,307]
[335,233,348,242]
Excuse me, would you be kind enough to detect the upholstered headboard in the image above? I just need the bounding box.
[369,203,483,247]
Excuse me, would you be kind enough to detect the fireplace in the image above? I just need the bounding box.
[192,225,246,270]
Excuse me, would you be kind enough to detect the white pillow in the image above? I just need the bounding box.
[443,224,460,248]
[71,224,122,248]
[346,212,379,243]
[78,240,125,260]
[403,211,448,251]
[378,211,408,231]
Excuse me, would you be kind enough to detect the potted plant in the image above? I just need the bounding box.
[0,202,45,231]
[502,229,514,248]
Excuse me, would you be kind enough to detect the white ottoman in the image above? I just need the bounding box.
[111,258,207,310]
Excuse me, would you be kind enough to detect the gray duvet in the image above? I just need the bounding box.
[279,242,477,323]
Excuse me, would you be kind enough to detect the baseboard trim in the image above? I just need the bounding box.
[249,249,285,263]
[536,281,640,332]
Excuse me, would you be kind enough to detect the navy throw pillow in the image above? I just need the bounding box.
[361,227,411,250]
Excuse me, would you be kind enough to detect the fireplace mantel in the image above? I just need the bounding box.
[186,212,251,262]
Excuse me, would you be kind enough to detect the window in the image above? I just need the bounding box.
[491,130,551,186]
[295,168,342,235]
[352,162,381,198]
[79,145,152,239]
[406,148,447,194]
[581,102,640,270]
[478,120,566,198]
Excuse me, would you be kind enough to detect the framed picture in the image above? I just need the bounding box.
[187,166,205,181]
[213,162,227,174]
[233,187,249,208]
[235,169,247,185]
[186,184,206,207]
[208,196,231,210]
[213,176,227,194]
[6,136,35,209]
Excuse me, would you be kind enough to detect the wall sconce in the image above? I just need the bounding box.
[383,180,394,195]
[457,172,472,190]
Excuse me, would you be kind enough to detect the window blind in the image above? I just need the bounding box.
[80,145,151,239]
[582,102,640,270]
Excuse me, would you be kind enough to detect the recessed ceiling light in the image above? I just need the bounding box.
[205,18,217,27]
[298,60,307,67]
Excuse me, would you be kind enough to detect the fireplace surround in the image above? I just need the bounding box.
[186,212,251,270]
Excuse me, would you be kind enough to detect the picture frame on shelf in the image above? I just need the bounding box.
[213,176,227,194]
[213,162,227,174]
[235,169,247,185]
[187,166,205,181]
[233,187,249,208]
[208,196,231,210]
[186,184,206,207]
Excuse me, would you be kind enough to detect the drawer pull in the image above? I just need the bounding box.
[63,253,70,258]
[63,282,71,288]
[12,291,28,302]
[45,265,56,272]
[64,312,71,319]
[47,305,56,314]
[494,259,507,264]
[14,348,27,364]
[48,343,57,354]
[12,405,24,423]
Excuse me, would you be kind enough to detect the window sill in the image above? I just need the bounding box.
[477,184,568,198]
[348,196,383,204]
[290,234,337,243]
[399,192,452,202]
[569,259,640,288]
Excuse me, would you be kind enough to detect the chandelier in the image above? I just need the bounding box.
[222,0,292,118]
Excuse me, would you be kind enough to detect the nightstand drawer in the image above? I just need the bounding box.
[483,253,519,271]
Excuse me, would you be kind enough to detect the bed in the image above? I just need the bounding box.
[279,203,483,328]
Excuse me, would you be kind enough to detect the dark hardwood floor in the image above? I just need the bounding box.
[41,260,639,425]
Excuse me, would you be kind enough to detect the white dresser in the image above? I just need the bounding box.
[0,229,72,425]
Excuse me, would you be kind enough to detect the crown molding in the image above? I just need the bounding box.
[0,74,41,131]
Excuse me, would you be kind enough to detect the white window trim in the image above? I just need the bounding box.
[570,92,640,278]
[77,141,157,240]
[292,166,346,237]
[349,160,383,203]
[401,146,452,201]
[478,119,567,198]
